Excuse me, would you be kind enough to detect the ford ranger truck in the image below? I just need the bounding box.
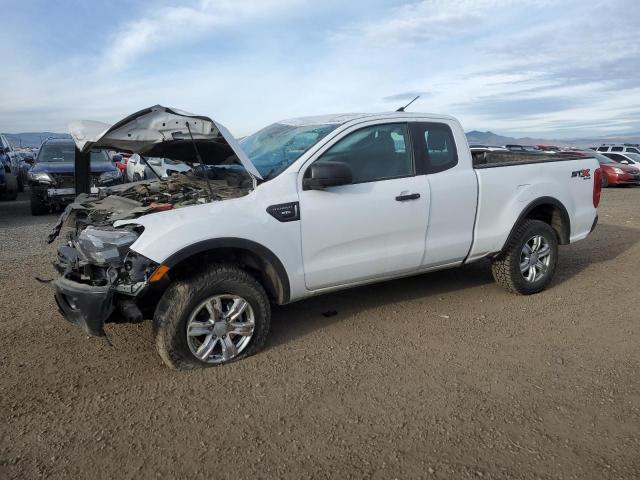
[50,105,601,369]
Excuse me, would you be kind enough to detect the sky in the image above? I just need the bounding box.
[0,0,639,138]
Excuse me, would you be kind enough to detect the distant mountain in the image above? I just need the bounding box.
[465,130,640,148]
[2,132,71,148]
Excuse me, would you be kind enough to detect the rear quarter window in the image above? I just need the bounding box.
[410,123,458,174]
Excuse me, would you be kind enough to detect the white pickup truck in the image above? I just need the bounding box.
[51,106,601,369]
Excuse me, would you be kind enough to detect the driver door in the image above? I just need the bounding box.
[299,122,429,290]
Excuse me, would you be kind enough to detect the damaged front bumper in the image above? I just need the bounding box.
[52,233,169,336]
[54,276,114,336]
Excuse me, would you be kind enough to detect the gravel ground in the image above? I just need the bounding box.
[1,188,639,479]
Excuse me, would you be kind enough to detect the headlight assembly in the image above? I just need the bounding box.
[28,172,54,184]
[76,226,140,266]
[612,167,624,174]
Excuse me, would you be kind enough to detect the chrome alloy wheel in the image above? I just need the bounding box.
[520,234,552,283]
[186,295,255,364]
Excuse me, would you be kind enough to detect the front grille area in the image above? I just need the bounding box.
[51,173,75,188]
[51,173,102,188]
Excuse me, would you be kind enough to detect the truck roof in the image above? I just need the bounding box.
[277,112,458,127]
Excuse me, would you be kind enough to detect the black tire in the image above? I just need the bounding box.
[601,173,609,188]
[2,174,18,201]
[153,263,271,369]
[30,192,48,215]
[491,219,558,295]
[17,175,24,192]
[133,173,142,182]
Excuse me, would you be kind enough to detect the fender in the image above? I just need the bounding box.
[500,196,571,252]
[162,237,291,303]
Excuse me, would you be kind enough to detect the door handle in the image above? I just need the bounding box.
[395,193,421,201]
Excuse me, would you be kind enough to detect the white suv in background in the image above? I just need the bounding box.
[596,144,640,155]
[126,154,191,181]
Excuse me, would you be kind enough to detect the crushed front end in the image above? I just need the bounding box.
[50,171,252,336]
[53,224,164,336]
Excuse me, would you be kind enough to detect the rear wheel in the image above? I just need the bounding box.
[154,263,271,369]
[491,220,558,295]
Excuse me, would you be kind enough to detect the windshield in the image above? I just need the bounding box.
[38,143,110,163]
[240,122,341,179]
[623,153,640,163]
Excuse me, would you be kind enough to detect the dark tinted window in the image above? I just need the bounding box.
[316,123,412,183]
[604,153,625,162]
[38,142,109,163]
[597,146,608,152]
[611,147,623,152]
[626,148,640,154]
[412,123,458,174]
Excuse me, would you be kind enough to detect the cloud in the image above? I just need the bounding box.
[101,0,303,71]
[332,0,557,46]
[382,91,430,102]
[1,0,639,139]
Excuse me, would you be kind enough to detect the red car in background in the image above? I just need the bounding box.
[111,153,128,176]
[559,150,640,187]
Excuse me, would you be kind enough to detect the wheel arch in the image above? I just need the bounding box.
[501,197,571,252]
[162,238,291,304]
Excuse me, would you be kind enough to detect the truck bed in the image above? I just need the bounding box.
[467,153,599,262]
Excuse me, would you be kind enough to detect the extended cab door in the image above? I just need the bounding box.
[410,122,478,267]
[299,122,430,290]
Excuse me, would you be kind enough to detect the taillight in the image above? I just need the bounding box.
[593,167,602,208]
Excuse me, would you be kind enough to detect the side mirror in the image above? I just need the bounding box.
[149,159,161,166]
[303,161,353,190]
[620,160,630,164]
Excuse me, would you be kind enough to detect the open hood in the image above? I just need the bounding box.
[68,105,262,180]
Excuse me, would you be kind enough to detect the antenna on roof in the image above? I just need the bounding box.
[396,95,420,112]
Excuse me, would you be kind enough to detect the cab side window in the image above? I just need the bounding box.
[315,123,412,184]
[411,123,458,174]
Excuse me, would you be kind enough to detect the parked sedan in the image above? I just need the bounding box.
[558,150,640,187]
[602,152,640,167]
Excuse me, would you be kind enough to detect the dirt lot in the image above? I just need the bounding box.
[1,188,639,479]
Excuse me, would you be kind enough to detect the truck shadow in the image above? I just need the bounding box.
[266,222,640,350]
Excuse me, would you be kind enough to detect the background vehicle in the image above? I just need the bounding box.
[505,144,544,153]
[126,154,191,181]
[602,152,640,167]
[559,150,640,186]
[536,144,560,152]
[29,138,122,215]
[0,150,18,201]
[0,133,24,192]
[17,151,35,188]
[596,144,640,154]
[52,106,601,369]
[111,154,127,176]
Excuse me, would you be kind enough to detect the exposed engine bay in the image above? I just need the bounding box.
[47,168,252,243]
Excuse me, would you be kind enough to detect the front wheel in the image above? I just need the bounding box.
[30,192,48,215]
[601,173,609,188]
[491,220,558,295]
[153,264,271,369]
